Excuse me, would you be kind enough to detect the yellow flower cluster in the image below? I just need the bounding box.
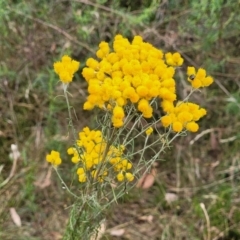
[46,150,62,166]
[67,127,134,183]
[165,52,184,67]
[82,34,183,128]
[187,67,213,89]
[161,102,207,132]
[53,55,80,83]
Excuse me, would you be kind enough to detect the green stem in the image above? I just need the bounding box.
[63,83,77,140]
[54,167,79,199]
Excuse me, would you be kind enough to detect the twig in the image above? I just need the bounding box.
[54,167,80,199]
[220,136,237,143]
[200,203,211,240]
[0,145,19,189]
[8,8,94,54]
[190,128,215,145]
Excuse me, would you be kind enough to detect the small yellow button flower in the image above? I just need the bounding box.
[172,121,183,132]
[78,174,87,183]
[77,168,87,183]
[191,78,202,89]
[112,106,125,128]
[82,68,95,81]
[136,85,149,98]
[117,172,125,182]
[187,66,196,76]
[161,115,172,127]
[146,127,153,136]
[125,172,134,182]
[177,111,193,123]
[53,55,80,84]
[67,147,80,163]
[46,150,62,166]
[161,101,174,113]
[165,52,184,67]
[112,118,124,128]
[138,99,153,118]
[86,58,99,70]
[113,106,124,119]
[186,122,199,132]
[202,76,214,87]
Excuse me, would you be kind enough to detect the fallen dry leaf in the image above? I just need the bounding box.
[34,167,52,189]
[136,168,157,189]
[165,192,178,204]
[109,228,125,236]
[138,215,153,223]
[10,208,21,227]
[48,231,62,240]
[9,144,20,161]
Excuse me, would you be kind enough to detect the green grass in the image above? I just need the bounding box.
[1,0,240,239]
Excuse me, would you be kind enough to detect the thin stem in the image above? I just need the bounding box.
[63,84,78,140]
[200,203,211,240]
[95,124,117,184]
[54,167,80,199]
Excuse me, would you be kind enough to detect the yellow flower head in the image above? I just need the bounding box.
[146,127,153,136]
[165,52,184,67]
[125,172,134,182]
[160,101,206,132]
[46,150,62,166]
[116,172,125,182]
[53,55,80,84]
[172,121,183,132]
[187,66,213,88]
[112,106,125,128]
[186,122,199,132]
[67,147,80,163]
[161,115,172,127]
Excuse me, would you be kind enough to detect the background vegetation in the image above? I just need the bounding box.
[1,0,240,239]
